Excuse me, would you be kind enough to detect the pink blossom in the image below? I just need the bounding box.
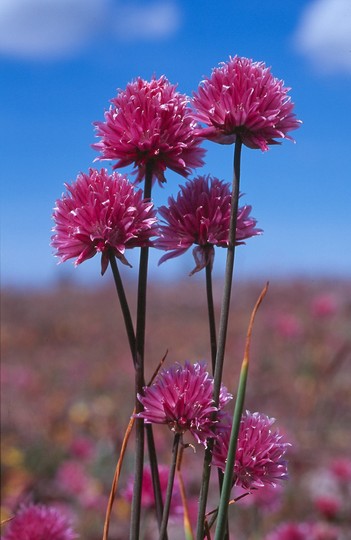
[136,361,232,446]
[51,168,158,275]
[2,503,77,540]
[274,313,302,339]
[155,175,261,274]
[93,76,206,185]
[123,464,182,516]
[311,294,338,318]
[213,411,290,490]
[192,56,301,150]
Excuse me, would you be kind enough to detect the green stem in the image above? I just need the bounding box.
[214,281,268,539]
[146,423,165,530]
[130,162,153,540]
[214,360,248,539]
[205,263,217,374]
[109,252,136,360]
[159,434,181,540]
[196,137,243,539]
[212,137,242,405]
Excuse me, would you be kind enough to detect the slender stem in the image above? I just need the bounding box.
[146,424,165,528]
[204,263,229,539]
[109,252,136,358]
[205,263,217,374]
[214,283,268,540]
[195,439,214,540]
[159,434,181,540]
[196,137,243,539]
[130,162,154,540]
[212,137,242,405]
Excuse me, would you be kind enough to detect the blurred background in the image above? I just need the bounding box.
[1,1,351,539]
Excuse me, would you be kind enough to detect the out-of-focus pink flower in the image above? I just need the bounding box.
[213,411,290,490]
[265,521,340,540]
[123,464,182,516]
[274,313,302,339]
[136,361,232,446]
[93,76,206,185]
[69,436,95,461]
[2,503,77,540]
[51,168,158,275]
[330,457,351,482]
[314,495,342,520]
[56,460,103,509]
[155,175,261,274]
[192,56,301,150]
[311,294,338,318]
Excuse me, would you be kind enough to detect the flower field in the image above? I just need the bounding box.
[1,278,350,539]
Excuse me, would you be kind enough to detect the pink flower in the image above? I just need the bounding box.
[93,76,206,185]
[155,175,261,274]
[123,464,182,516]
[136,361,232,446]
[51,168,158,275]
[274,313,302,339]
[311,294,338,318]
[213,411,290,490]
[192,56,301,151]
[2,503,77,540]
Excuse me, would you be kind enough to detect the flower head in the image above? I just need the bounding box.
[93,76,206,185]
[136,361,232,446]
[3,503,77,540]
[213,411,290,490]
[51,168,158,275]
[155,175,261,274]
[192,56,301,151]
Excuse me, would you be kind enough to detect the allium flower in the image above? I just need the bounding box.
[192,56,301,151]
[213,411,290,490]
[155,175,261,274]
[51,168,158,275]
[3,503,77,540]
[136,361,232,446]
[93,76,206,185]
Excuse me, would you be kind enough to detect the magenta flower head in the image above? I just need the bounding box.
[192,56,301,151]
[155,175,261,274]
[93,76,206,186]
[136,361,232,446]
[213,411,290,490]
[2,503,77,540]
[51,168,158,275]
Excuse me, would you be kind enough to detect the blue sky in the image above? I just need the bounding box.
[1,0,350,288]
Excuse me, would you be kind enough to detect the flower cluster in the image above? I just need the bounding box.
[93,76,206,185]
[136,361,232,446]
[2,504,77,540]
[192,55,301,150]
[213,411,290,490]
[156,175,261,274]
[51,168,158,275]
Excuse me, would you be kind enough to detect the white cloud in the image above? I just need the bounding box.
[0,0,181,61]
[112,1,181,41]
[0,0,107,60]
[294,0,351,74]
